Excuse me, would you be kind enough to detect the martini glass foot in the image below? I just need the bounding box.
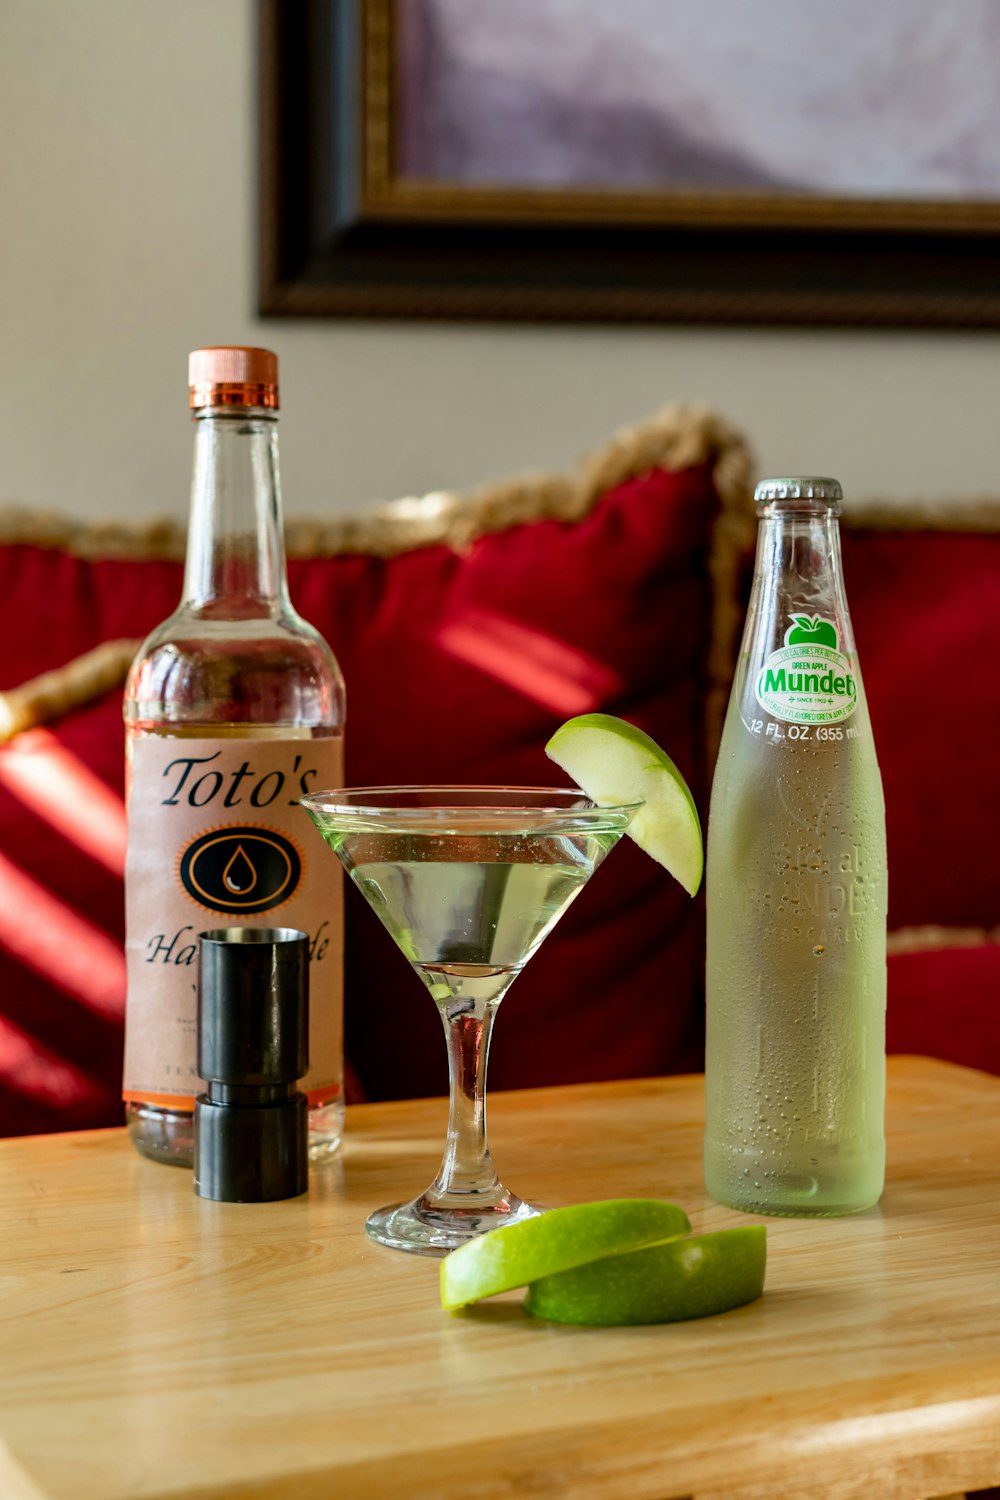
[365,1192,546,1257]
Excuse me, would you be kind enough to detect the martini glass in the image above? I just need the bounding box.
[301,786,639,1255]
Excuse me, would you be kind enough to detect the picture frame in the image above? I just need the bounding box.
[259,0,1000,327]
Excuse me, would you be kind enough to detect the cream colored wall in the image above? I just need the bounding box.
[2,0,998,524]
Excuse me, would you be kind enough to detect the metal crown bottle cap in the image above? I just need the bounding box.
[754,476,843,503]
[188,346,279,411]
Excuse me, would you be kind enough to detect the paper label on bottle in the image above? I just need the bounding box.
[754,615,858,725]
[123,734,343,1108]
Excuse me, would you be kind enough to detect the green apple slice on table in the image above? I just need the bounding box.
[545,713,703,896]
[524,1226,767,1326]
[440,1199,690,1311]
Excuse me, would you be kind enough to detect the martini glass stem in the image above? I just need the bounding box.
[426,999,504,1210]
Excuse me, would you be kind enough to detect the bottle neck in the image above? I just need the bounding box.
[744,499,854,660]
[182,409,290,614]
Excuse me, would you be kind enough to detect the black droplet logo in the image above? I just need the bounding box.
[179,827,301,914]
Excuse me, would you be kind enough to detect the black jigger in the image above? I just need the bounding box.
[194,927,309,1203]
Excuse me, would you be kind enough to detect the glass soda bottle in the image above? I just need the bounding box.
[705,476,886,1216]
[123,347,346,1167]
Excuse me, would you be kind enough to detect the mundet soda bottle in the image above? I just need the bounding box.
[705,476,886,1216]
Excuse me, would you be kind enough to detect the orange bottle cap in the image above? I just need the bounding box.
[188,346,279,411]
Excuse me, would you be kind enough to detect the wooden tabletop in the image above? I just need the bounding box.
[1,1056,999,1500]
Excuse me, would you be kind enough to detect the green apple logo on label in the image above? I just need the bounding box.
[179,826,302,914]
[786,614,838,649]
[755,614,858,725]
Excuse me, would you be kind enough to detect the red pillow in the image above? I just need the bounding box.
[299,465,718,1100]
[0,458,724,1130]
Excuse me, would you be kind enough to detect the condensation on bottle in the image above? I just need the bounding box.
[704,476,887,1217]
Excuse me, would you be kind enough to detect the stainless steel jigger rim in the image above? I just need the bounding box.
[199,927,306,945]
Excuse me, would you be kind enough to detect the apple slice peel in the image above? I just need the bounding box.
[523,1225,767,1327]
[439,1199,691,1311]
[545,712,703,896]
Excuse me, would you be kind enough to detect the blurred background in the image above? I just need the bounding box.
[3,0,1000,522]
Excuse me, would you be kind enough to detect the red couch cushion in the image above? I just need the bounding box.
[843,518,1000,1079]
[4,472,995,1137]
[842,526,1000,932]
[0,459,721,1132]
[887,941,1000,1073]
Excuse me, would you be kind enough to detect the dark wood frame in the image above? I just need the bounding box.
[259,0,1000,327]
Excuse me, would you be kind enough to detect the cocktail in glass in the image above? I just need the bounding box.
[301,786,639,1255]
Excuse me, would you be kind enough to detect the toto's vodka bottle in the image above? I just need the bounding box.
[123,347,345,1167]
[705,477,886,1216]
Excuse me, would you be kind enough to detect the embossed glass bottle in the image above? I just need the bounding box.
[705,477,886,1216]
[123,347,345,1167]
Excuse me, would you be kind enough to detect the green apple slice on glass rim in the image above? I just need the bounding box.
[545,712,703,897]
[440,1199,690,1311]
[523,1226,767,1327]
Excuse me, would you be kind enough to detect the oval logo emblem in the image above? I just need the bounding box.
[179,827,301,914]
[754,615,857,726]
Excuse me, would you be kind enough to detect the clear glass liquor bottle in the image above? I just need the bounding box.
[123,347,345,1167]
[705,477,886,1216]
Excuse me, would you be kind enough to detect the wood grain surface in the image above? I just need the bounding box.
[0,1057,998,1500]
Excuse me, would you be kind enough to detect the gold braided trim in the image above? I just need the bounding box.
[887,924,1000,956]
[0,403,757,740]
[0,508,186,562]
[844,497,1000,533]
[7,486,972,556]
[0,401,755,560]
[0,639,141,744]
